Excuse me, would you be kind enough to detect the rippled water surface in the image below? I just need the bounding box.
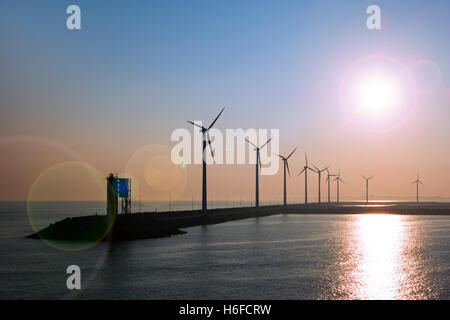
[0,202,448,299]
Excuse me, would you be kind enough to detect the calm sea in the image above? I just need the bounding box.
[0,201,448,300]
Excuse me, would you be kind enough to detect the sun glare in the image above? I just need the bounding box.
[358,76,399,115]
[340,55,417,132]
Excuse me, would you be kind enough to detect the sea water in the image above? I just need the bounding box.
[0,201,448,299]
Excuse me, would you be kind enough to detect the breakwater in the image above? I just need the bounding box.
[27,202,450,241]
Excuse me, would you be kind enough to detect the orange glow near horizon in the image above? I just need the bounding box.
[1,51,449,203]
[0,133,449,203]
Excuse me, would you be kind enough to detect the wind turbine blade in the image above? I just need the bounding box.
[275,154,284,159]
[208,107,225,129]
[298,168,305,176]
[187,121,205,130]
[369,176,375,180]
[245,138,258,148]
[321,167,329,173]
[340,178,345,184]
[286,161,291,177]
[287,147,297,160]
[260,137,273,150]
[258,154,262,168]
[419,181,424,185]
[206,131,215,160]
[305,153,308,166]
[313,165,320,172]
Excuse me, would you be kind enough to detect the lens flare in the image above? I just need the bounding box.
[61,240,111,300]
[125,144,188,201]
[410,59,442,95]
[0,135,84,161]
[27,161,109,251]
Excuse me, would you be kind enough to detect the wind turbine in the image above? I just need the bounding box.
[334,169,345,203]
[362,176,375,204]
[298,153,316,204]
[187,107,225,214]
[276,148,297,206]
[325,169,337,203]
[246,137,273,208]
[312,165,329,203]
[412,174,424,203]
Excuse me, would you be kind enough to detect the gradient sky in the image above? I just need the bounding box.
[1,0,449,202]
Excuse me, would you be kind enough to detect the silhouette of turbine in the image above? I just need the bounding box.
[312,165,329,204]
[325,169,337,203]
[412,173,424,203]
[276,148,297,206]
[246,137,273,208]
[298,153,316,204]
[187,107,225,214]
[362,176,375,204]
[334,169,345,203]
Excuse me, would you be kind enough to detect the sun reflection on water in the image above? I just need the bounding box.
[353,214,406,300]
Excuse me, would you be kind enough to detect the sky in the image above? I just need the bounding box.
[0,0,449,202]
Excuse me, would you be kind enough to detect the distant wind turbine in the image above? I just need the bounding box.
[325,169,337,203]
[362,176,375,204]
[298,153,316,204]
[334,169,345,203]
[187,107,225,214]
[276,148,297,206]
[246,137,273,208]
[313,165,329,204]
[412,174,424,203]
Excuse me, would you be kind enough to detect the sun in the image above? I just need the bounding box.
[357,75,400,116]
[340,55,417,131]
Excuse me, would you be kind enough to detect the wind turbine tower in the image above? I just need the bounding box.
[362,176,374,204]
[313,165,329,204]
[246,137,273,208]
[298,153,316,204]
[412,174,424,203]
[276,148,297,206]
[325,169,337,203]
[334,170,345,203]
